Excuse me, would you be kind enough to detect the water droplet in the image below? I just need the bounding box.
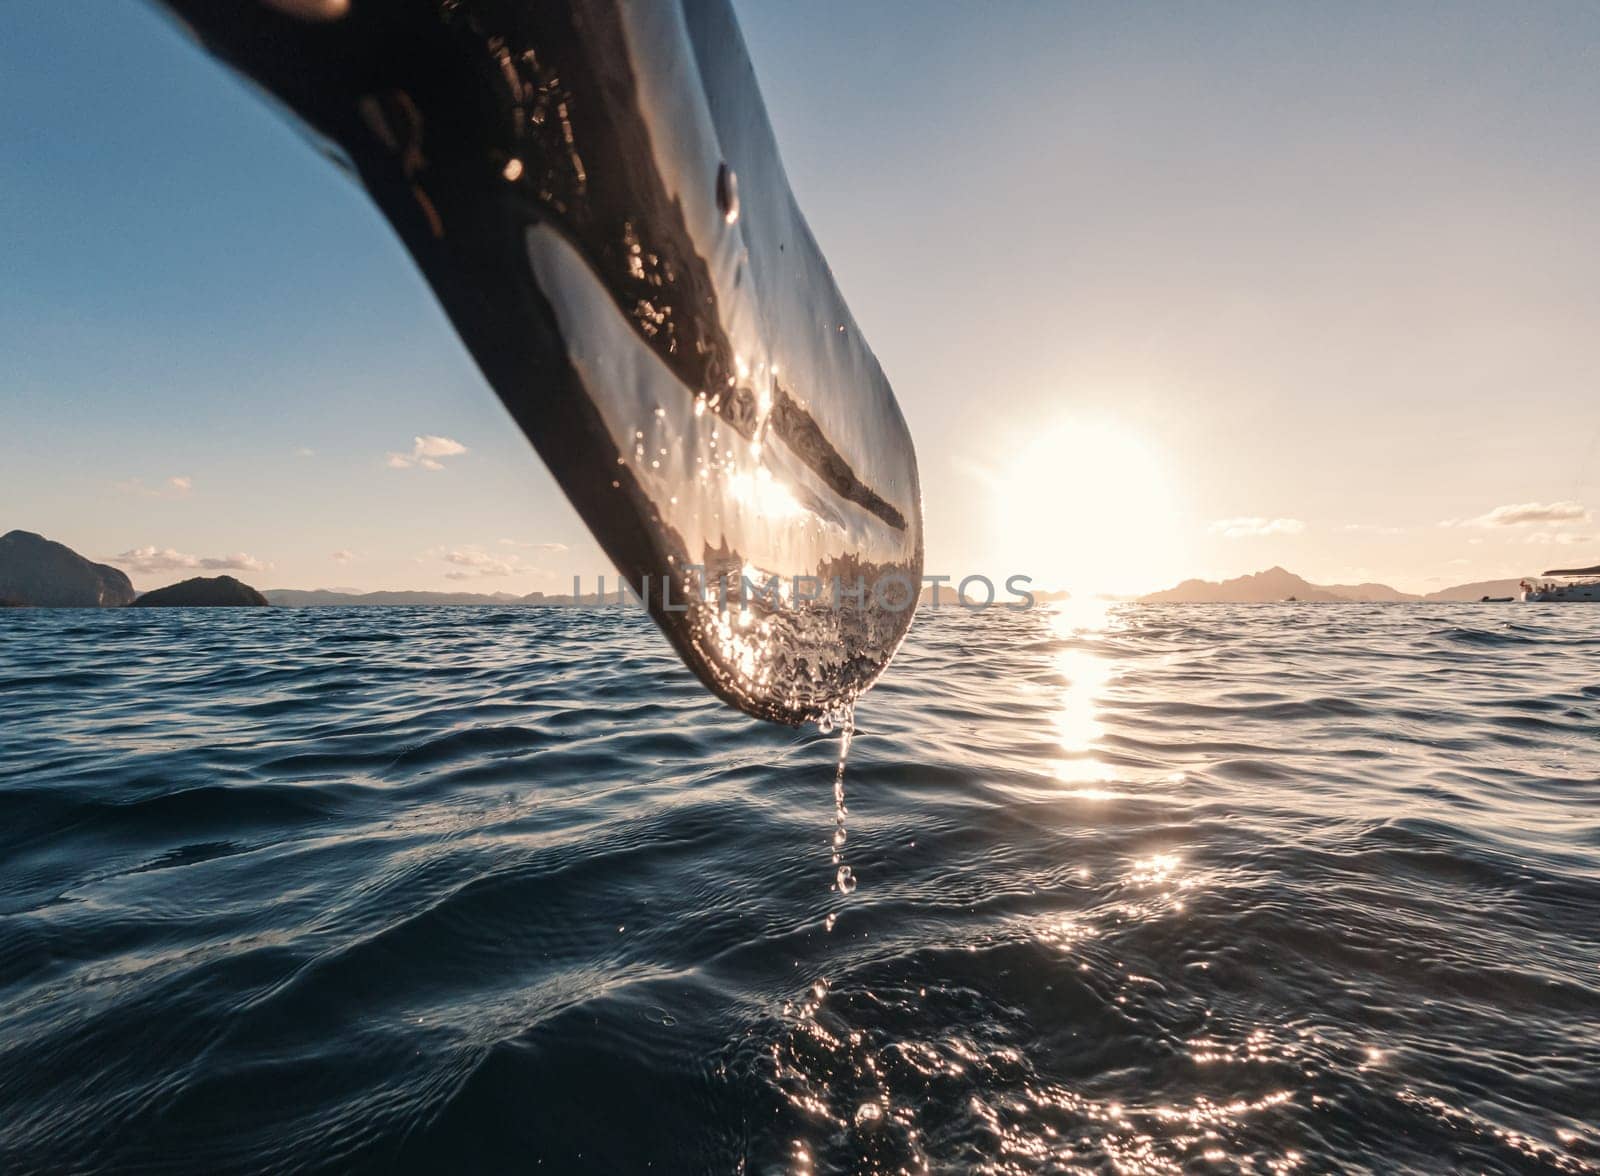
[715,162,739,225]
[836,865,857,894]
[501,157,524,182]
[854,1102,883,1127]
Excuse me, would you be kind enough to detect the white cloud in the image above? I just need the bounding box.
[109,546,269,575]
[1342,523,1403,535]
[294,447,315,459]
[115,475,192,498]
[498,538,569,552]
[331,549,355,563]
[416,435,467,458]
[425,546,526,579]
[1525,532,1595,546]
[1209,517,1307,539]
[387,434,468,471]
[1447,501,1590,528]
[444,549,513,571]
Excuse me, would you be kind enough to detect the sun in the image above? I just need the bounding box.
[992,420,1186,598]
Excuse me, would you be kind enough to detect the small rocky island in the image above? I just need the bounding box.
[133,575,269,608]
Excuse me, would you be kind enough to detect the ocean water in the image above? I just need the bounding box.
[2,602,1598,1174]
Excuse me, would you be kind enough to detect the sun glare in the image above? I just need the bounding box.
[995,420,1186,598]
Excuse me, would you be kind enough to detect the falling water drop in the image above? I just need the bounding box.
[826,705,856,919]
[715,161,740,225]
[830,710,854,869]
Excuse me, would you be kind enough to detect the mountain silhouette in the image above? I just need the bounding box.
[0,530,135,607]
[133,575,269,607]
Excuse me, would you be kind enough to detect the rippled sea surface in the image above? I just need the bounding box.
[3,603,1599,1174]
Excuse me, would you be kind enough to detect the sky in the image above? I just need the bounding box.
[4,1,1600,596]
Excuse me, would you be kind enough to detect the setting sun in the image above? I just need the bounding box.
[994,420,1188,598]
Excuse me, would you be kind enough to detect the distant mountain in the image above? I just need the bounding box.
[264,588,529,607]
[1321,582,1422,603]
[0,530,136,607]
[1139,566,1544,604]
[263,588,630,607]
[134,575,269,607]
[1140,567,1348,603]
[1421,578,1527,603]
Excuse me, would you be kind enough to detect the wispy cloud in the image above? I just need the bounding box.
[387,435,468,471]
[498,538,569,552]
[109,546,269,575]
[294,447,315,459]
[115,475,192,499]
[1342,523,1403,535]
[331,549,355,563]
[1443,501,1590,528]
[1209,517,1307,539]
[425,546,528,579]
[1525,531,1595,546]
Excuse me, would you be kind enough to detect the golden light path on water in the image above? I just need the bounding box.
[1047,599,1119,792]
[1024,600,1304,1172]
[771,601,1320,1174]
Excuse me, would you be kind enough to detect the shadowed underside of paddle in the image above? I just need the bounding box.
[154,0,923,724]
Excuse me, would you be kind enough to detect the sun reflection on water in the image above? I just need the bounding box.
[1048,600,1118,788]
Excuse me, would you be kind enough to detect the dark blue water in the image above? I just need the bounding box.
[2,603,1598,1173]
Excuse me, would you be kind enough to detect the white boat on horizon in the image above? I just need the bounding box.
[1519,565,1600,602]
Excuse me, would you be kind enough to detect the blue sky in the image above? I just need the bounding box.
[5,2,1600,594]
